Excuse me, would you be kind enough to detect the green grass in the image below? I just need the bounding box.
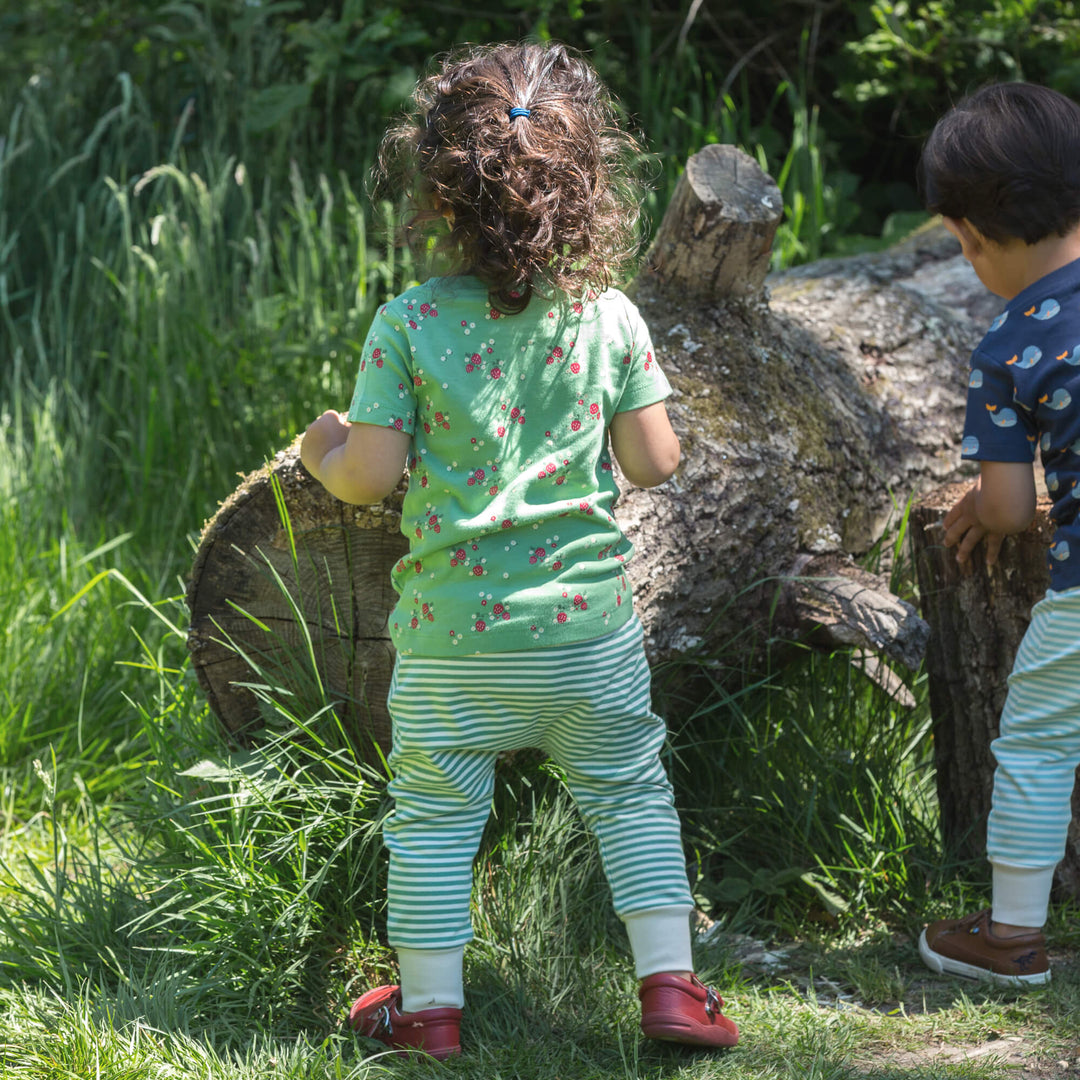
[0,8,1074,1079]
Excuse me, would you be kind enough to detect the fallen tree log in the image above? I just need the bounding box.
[187,143,992,749]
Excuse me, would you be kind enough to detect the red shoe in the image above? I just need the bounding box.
[639,973,739,1048]
[348,984,462,1060]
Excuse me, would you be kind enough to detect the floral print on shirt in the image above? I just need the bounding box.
[347,276,671,655]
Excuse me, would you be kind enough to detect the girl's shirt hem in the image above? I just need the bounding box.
[346,275,670,655]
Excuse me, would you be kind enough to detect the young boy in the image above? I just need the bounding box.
[916,82,1080,987]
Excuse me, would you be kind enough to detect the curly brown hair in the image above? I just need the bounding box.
[373,41,649,313]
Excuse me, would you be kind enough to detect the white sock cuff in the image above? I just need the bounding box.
[991,861,1056,929]
[398,945,466,1012]
[622,905,694,978]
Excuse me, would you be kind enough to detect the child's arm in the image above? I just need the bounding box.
[609,401,681,488]
[300,409,411,505]
[943,460,1036,567]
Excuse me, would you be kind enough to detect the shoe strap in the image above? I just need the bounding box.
[374,1003,394,1037]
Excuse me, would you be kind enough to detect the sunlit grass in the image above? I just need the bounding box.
[0,10,1071,1080]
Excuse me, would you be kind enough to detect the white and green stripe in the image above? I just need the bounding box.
[989,586,1080,872]
[382,616,693,949]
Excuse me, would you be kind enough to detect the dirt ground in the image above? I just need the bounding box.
[713,926,1079,1078]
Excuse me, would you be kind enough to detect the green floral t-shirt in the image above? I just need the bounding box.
[347,275,671,655]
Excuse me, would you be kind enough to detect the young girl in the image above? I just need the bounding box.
[301,41,738,1059]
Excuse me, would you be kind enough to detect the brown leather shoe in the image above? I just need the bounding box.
[919,909,1050,987]
[639,973,739,1048]
[348,984,462,1060]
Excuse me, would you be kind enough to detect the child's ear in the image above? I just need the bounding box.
[942,216,985,260]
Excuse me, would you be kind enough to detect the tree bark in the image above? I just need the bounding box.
[645,143,782,302]
[187,144,992,751]
[911,481,1080,896]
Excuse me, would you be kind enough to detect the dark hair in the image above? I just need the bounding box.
[918,82,1080,245]
[374,41,648,313]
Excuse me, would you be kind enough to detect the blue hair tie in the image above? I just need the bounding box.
[508,107,531,120]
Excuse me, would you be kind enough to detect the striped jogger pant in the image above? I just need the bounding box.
[382,615,694,950]
[988,587,1080,877]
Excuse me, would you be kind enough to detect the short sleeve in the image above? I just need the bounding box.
[346,305,418,433]
[614,301,671,413]
[961,351,1038,463]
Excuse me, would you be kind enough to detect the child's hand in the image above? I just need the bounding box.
[943,485,1005,568]
[300,410,350,481]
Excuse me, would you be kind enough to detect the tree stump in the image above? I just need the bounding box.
[187,143,991,751]
[645,143,782,302]
[911,481,1080,896]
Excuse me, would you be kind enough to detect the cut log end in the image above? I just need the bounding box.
[185,439,408,757]
[644,143,782,303]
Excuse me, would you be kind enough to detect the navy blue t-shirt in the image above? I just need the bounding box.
[962,256,1080,589]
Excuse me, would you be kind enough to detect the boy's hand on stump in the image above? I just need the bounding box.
[943,485,1004,569]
